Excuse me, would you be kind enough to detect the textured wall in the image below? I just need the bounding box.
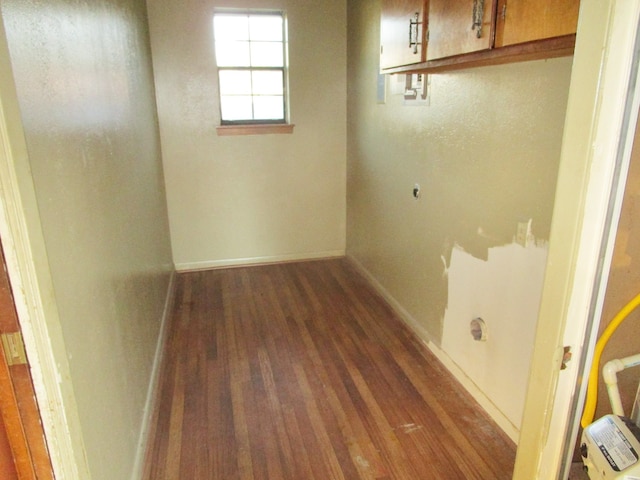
[147,0,347,270]
[347,0,572,433]
[0,0,173,478]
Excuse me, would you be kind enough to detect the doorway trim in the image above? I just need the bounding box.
[514,0,640,478]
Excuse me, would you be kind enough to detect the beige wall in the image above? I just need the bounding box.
[0,1,173,479]
[146,0,347,270]
[347,0,572,434]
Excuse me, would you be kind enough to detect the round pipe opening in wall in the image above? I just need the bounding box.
[470,317,488,341]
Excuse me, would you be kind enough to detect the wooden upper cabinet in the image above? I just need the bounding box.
[426,0,496,61]
[494,0,580,47]
[380,0,579,74]
[380,0,427,70]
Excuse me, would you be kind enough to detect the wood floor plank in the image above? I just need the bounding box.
[143,259,516,479]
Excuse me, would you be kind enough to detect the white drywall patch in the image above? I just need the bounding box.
[441,232,548,431]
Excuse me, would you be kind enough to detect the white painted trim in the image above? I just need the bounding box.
[130,271,176,480]
[346,257,434,339]
[425,341,519,443]
[175,250,345,271]
[346,255,518,443]
[0,15,89,480]
[545,2,640,476]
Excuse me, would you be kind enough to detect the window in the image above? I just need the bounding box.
[213,10,289,126]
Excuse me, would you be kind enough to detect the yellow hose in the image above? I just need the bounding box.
[581,292,640,428]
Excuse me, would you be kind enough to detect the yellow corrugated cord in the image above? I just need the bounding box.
[581,292,640,428]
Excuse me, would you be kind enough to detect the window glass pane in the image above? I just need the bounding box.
[219,70,252,95]
[214,15,249,41]
[214,10,288,124]
[220,95,253,121]
[250,42,283,67]
[252,71,283,95]
[249,15,283,41]
[253,96,284,120]
[215,41,250,67]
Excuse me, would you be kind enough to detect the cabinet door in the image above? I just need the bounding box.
[380,0,427,70]
[494,0,580,47]
[427,0,496,61]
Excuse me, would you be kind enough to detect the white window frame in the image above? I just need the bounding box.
[213,9,290,126]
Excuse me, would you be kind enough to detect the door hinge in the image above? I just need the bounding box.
[1,332,27,366]
[561,345,572,370]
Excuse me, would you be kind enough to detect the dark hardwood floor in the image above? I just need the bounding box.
[143,258,516,479]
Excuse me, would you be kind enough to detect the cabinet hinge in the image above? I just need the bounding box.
[1,332,28,366]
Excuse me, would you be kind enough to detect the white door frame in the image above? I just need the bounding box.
[514,1,640,478]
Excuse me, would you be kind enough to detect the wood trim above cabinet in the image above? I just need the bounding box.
[381,34,576,75]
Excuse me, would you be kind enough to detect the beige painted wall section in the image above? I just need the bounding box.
[346,0,572,435]
[0,1,174,479]
[146,0,347,270]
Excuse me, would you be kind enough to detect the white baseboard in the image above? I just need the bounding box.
[346,255,435,342]
[175,250,345,272]
[424,341,519,443]
[130,270,176,480]
[346,255,519,444]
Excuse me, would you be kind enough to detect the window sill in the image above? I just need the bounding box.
[216,124,295,136]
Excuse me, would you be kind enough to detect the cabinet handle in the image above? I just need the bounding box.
[472,0,485,38]
[408,12,422,54]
